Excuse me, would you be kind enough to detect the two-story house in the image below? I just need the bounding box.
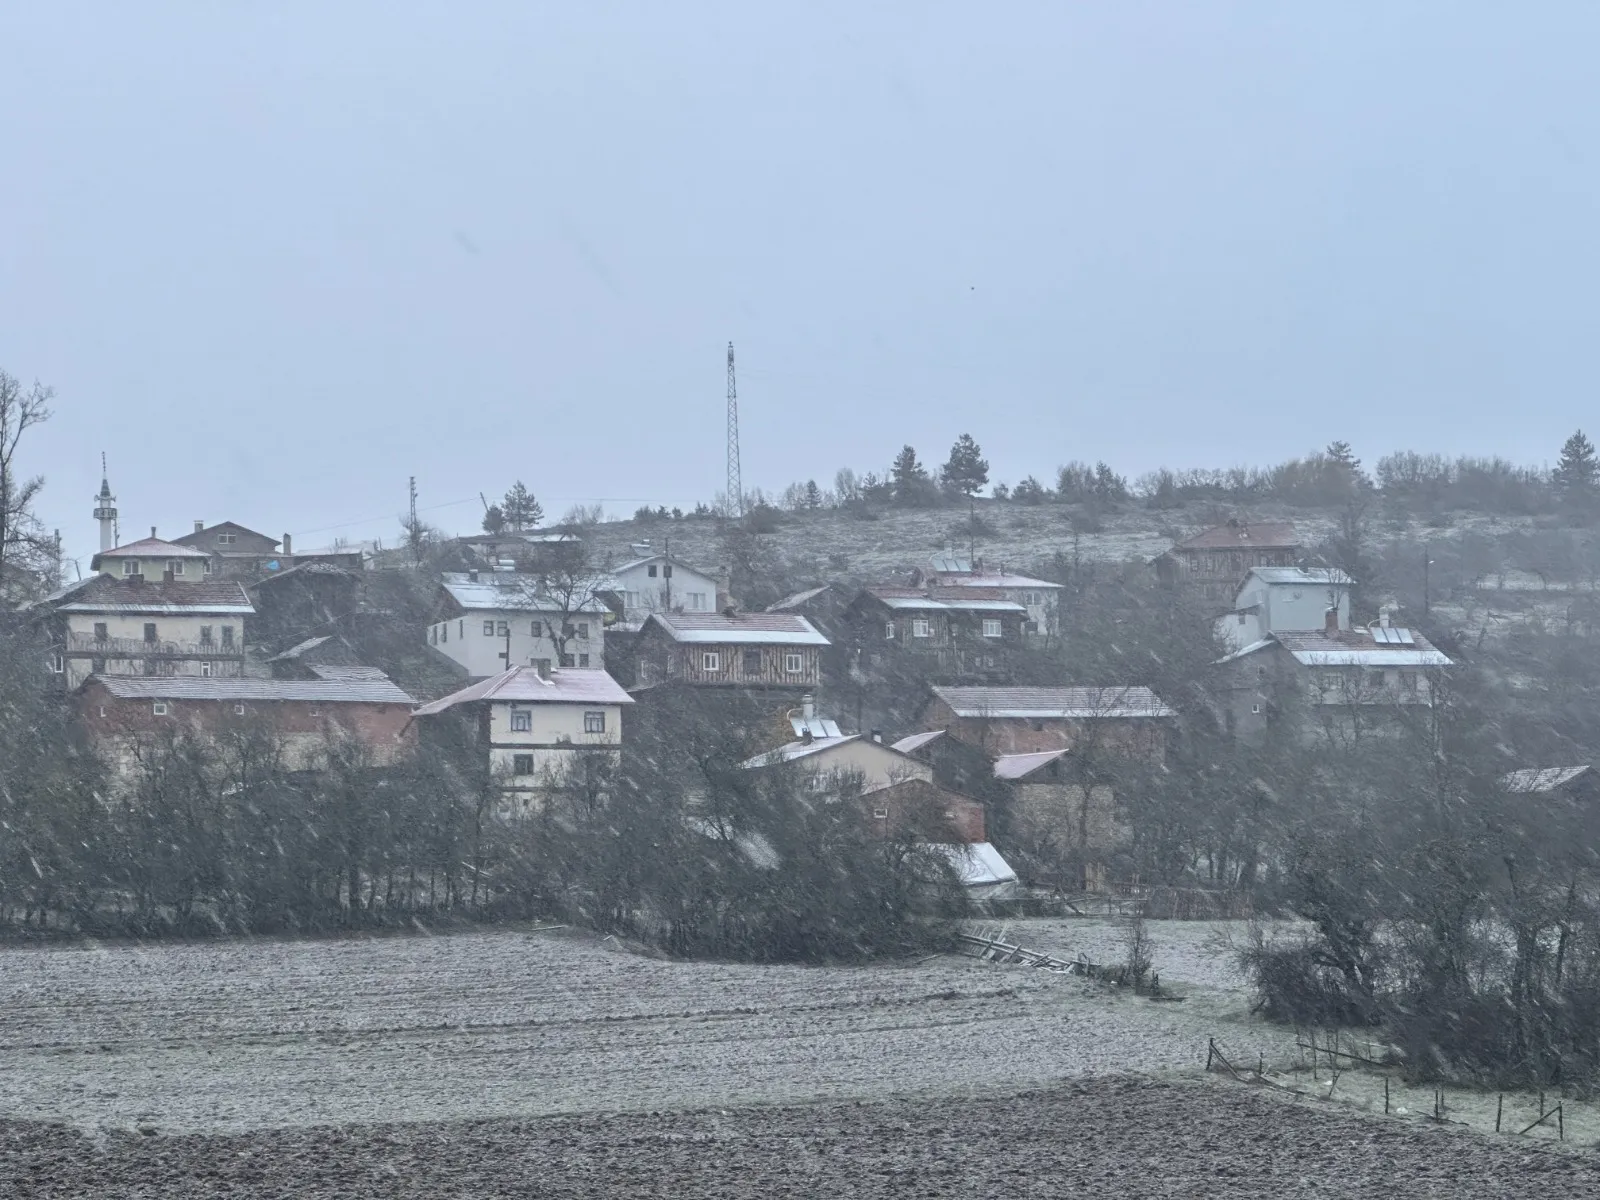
[1217,566,1353,654]
[600,550,720,626]
[920,685,1176,761]
[843,585,1028,682]
[410,666,633,814]
[1213,617,1452,743]
[1154,520,1300,607]
[916,554,1063,639]
[426,570,608,679]
[631,611,828,691]
[37,535,255,689]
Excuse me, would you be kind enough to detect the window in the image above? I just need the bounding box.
[702,651,721,671]
[441,624,448,643]
[1366,670,1385,689]
[531,621,541,637]
[509,709,532,732]
[872,807,889,820]
[143,659,158,676]
[687,592,706,610]
[200,661,214,677]
[1400,672,1418,693]
[576,622,589,640]
[912,619,931,638]
[647,565,658,578]
[221,626,234,648]
[784,653,803,673]
[742,648,763,674]
[152,701,168,716]
[1251,702,1261,714]
[91,657,106,674]
[1025,620,1040,634]
[663,565,672,578]
[200,625,214,645]
[982,619,1002,638]
[484,620,496,637]
[1236,613,1246,625]
[217,532,236,545]
[578,653,590,668]
[584,711,606,734]
[497,621,509,637]
[48,652,64,673]
[559,653,575,668]
[885,621,895,640]
[430,625,438,645]
[123,560,138,576]
[167,560,184,576]
[512,753,535,776]
[203,558,215,575]
[459,620,464,639]
[143,623,158,643]
[234,704,245,715]
[93,622,108,643]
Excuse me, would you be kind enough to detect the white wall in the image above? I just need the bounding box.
[1218,578,1351,653]
[427,609,605,678]
[613,559,718,622]
[488,698,624,801]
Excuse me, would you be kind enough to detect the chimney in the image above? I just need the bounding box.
[282,533,292,556]
[871,729,883,744]
[150,526,157,540]
[802,693,815,721]
[468,569,479,583]
[1324,607,1339,633]
[536,660,552,681]
[801,728,814,745]
[194,520,204,534]
[1379,606,1393,628]
[716,566,734,613]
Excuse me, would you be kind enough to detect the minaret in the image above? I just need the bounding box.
[93,453,118,552]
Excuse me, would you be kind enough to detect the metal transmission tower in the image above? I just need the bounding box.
[725,341,743,519]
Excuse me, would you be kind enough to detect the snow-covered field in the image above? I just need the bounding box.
[0,923,1290,1135]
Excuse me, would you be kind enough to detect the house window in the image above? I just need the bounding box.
[1367,670,1385,689]
[584,711,606,734]
[742,648,763,674]
[93,622,108,642]
[872,807,889,820]
[200,625,214,645]
[484,620,496,636]
[912,619,931,638]
[200,661,214,677]
[217,532,236,545]
[221,626,234,648]
[152,702,168,716]
[576,622,589,640]
[647,565,658,578]
[497,621,509,637]
[784,653,803,673]
[91,657,106,674]
[122,560,138,576]
[143,659,158,676]
[1236,614,1246,625]
[1400,672,1418,692]
[441,624,448,643]
[578,653,590,668]
[458,621,464,639]
[1251,702,1261,714]
[512,753,535,776]
[167,560,184,576]
[143,623,157,643]
[510,710,532,732]
[885,621,895,640]
[663,565,672,578]
[1025,620,1039,634]
[982,619,1002,638]
[702,651,721,671]
[48,652,64,673]
[687,592,706,610]
[560,653,576,668]
[204,559,215,575]
[233,704,245,715]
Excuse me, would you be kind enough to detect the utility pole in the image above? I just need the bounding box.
[663,535,672,611]
[408,476,420,564]
[726,342,742,520]
[1423,545,1432,618]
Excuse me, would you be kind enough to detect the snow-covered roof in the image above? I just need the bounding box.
[740,735,860,768]
[1245,567,1353,587]
[768,584,830,611]
[268,635,334,662]
[1271,629,1452,667]
[644,611,829,646]
[890,730,945,754]
[54,577,255,615]
[1503,766,1593,794]
[412,666,633,715]
[931,842,1019,888]
[612,553,715,578]
[87,675,415,705]
[308,665,392,684]
[874,593,1027,614]
[930,573,1062,591]
[1173,521,1297,550]
[993,749,1070,780]
[440,573,608,614]
[1214,638,1275,664]
[930,686,1176,720]
[92,537,212,561]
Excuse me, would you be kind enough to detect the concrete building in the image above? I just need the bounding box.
[410,666,633,813]
[1217,567,1353,654]
[427,570,609,679]
[602,550,719,625]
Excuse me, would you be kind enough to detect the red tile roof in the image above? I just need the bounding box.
[52,576,255,613]
[1174,521,1297,550]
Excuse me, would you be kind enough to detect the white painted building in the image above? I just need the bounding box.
[1217,567,1353,654]
[411,666,633,813]
[427,571,609,679]
[603,552,719,625]
[923,554,1063,637]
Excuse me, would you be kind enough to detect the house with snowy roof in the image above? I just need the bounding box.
[598,547,720,625]
[843,584,1028,682]
[915,554,1063,639]
[410,665,633,814]
[427,569,610,679]
[919,685,1177,760]
[1217,566,1353,654]
[630,611,828,691]
[1154,519,1300,607]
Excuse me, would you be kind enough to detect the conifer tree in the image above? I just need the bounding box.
[940,433,990,498]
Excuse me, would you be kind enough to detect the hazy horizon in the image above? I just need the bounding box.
[5,3,1598,570]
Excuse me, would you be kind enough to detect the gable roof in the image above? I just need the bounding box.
[1244,567,1353,587]
[1269,628,1452,667]
[439,572,608,614]
[768,584,830,612]
[890,730,946,754]
[172,522,278,549]
[53,576,255,615]
[930,685,1176,720]
[85,675,414,705]
[267,635,334,662]
[411,666,634,715]
[993,749,1071,780]
[1173,521,1298,551]
[929,572,1062,591]
[1504,766,1594,794]
[643,611,829,646]
[740,735,861,767]
[91,537,212,568]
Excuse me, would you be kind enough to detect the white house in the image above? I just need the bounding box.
[1217,567,1353,654]
[921,554,1063,638]
[426,571,609,679]
[602,550,719,625]
[410,666,634,813]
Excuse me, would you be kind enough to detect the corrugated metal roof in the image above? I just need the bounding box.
[412,666,634,715]
[1272,629,1452,667]
[890,730,945,754]
[309,665,392,683]
[1503,766,1593,794]
[92,537,212,559]
[1247,567,1353,587]
[87,675,415,704]
[931,573,1062,591]
[645,612,829,646]
[440,573,608,614]
[931,685,1176,719]
[993,749,1070,780]
[740,735,861,767]
[55,577,255,615]
[931,842,1018,887]
[768,584,830,611]
[1174,521,1297,550]
[268,636,333,662]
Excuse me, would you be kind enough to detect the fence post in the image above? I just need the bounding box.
[1559,1103,1564,1141]
[1385,1077,1390,1115]
[1206,1037,1215,1072]
[1495,1093,1502,1133]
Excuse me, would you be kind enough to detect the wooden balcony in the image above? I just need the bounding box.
[65,633,244,659]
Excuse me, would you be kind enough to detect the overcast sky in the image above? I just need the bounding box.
[4,3,1598,570]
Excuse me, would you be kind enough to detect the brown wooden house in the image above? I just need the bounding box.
[632,611,829,691]
[1153,520,1299,607]
[843,585,1027,682]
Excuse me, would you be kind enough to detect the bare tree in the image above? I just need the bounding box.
[0,370,54,598]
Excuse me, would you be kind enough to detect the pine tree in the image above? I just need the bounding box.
[481,504,506,534]
[802,480,823,510]
[1324,440,1366,498]
[501,481,544,530]
[890,446,933,506]
[1092,462,1127,502]
[940,433,990,498]
[1553,430,1598,502]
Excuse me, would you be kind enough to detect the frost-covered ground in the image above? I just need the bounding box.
[0,924,1292,1135]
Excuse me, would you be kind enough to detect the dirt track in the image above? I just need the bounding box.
[4,1076,1594,1198]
